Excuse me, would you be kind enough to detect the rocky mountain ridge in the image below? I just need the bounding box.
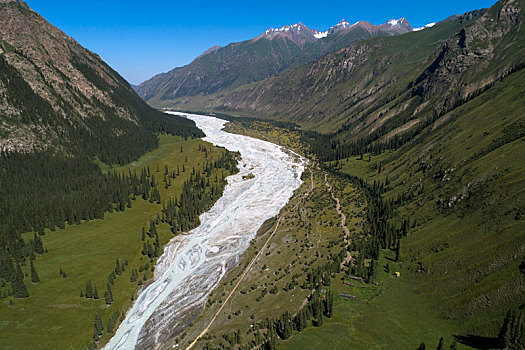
[134,17,412,102]
[195,1,522,144]
[257,17,412,43]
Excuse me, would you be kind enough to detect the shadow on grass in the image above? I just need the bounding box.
[453,334,499,349]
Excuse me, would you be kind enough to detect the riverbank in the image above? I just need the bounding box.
[104,113,305,349]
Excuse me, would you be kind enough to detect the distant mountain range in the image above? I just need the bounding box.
[134,18,413,102]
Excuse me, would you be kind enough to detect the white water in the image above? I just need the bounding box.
[104,113,305,349]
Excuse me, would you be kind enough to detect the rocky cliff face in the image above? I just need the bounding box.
[135,18,412,102]
[0,0,201,162]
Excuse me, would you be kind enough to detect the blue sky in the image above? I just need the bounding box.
[25,0,496,85]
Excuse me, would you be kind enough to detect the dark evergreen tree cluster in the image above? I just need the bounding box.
[301,251,344,290]
[0,148,238,299]
[106,307,120,334]
[334,173,406,282]
[0,151,141,298]
[160,151,238,234]
[93,312,104,341]
[498,304,525,349]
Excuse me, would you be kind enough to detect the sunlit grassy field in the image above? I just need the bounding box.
[0,135,236,349]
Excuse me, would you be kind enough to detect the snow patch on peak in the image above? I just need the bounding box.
[413,22,436,31]
[265,22,305,35]
[388,18,409,27]
[388,19,400,26]
[334,19,350,28]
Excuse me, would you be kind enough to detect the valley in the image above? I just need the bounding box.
[0,134,238,349]
[105,113,304,349]
[0,0,524,349]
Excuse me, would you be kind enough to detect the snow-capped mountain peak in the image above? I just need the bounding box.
[334,19,351,28]
[387,18,409,27]
[314,31,328,39]
[265,22,307,35]
[388,19,400,26]
[261,17,412,42]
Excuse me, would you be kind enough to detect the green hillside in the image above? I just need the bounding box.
[181,2,525,344]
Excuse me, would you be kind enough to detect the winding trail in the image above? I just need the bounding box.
[324,173,352,267]
[292,171,352,320]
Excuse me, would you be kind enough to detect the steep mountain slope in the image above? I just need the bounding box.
[203,7,501,138]
[135,18,411,102]
[205,0,525,340]
[0,0,203,164]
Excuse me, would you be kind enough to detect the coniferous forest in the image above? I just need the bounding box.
[0,147,238,301]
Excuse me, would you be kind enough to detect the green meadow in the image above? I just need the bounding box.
[0,135,236,349]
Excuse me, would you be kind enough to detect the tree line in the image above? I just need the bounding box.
[0,147,238,300]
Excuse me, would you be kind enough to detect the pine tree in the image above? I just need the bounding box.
[33,233,44,254]
[86,280,94,298]
[316,312,323,327]
[12,264,29,298]
[80,289,84,297]
[0,249,15,281]
[30,260,40,283]
[107,317,114,334]
[436,337,444,350]
[130,269,137,282]
[108,271,116,285]
[115,258,122,276]
[368,259,377,283]
[105,283,113,305]
[94,285,99,299]
[325,290,334,318]
[149,220,156,235]
[417,343,426,350]
[498,309,514,348]
[282,312,292,339]
[497,305,525,349]
[93,312,104,340]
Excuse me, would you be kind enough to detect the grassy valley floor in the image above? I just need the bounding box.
[0,135,237,349]
[184,118,520,350]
